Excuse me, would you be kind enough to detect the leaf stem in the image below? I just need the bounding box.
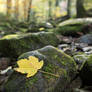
[39,70,59,78]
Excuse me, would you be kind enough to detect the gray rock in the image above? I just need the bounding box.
[77,34,92,45]
[73,88,89,92]
[58,44,69,51]
[0,32,59,58]
[73,54,89,70]
[4,46,77,92]
[83,46,92,52]
[45,22,53,28]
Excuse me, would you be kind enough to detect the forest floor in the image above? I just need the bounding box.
[0,18,92,92]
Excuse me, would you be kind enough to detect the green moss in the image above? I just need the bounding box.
[0,32,59,58]
[75,52,85,55]
[38,46,77,79]
[1,34,19,39]
[79,55,92,71]
[38,46,76,68]
[42,62,67,82]
[43,63,54,73]
[54,54,68,66]
[87,55,92,63]
[57,48,76,67]
[86,55,92,71]
[4,46,77,92]
[19,28,28,33]
[26,76,38,86]
[54,18,92,36]
[43,63,58,79]
[55,24,83,36]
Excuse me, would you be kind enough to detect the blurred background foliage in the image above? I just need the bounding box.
[0,0,92,23]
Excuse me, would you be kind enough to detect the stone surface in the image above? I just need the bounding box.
[3,46,77,92]
[0,32,59,58]
[55,18,92,36]
[77,34,92,45]
[0,57,10,70]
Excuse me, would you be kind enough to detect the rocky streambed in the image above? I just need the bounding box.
[0,18,92,92]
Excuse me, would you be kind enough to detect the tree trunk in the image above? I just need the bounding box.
[76,0,86,18]
[23,0,27,19]
[7,0,12,18]
[27,0,32,22]
[15,0,19,19]
[55,0,59,7]
[48,0,52,19]
[67,0,71,18]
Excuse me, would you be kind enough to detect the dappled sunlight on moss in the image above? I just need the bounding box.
[1,34,19,40]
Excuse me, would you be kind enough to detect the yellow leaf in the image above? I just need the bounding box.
[14,56,44,77]
[39,28,45,31]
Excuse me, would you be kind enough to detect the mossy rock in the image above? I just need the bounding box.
[79,54,92,87]
[55,25,83,36]
[55,18,92,36]
[58,18,92,27]
[0,32,59,58]
[73,52,89,70]
[77,34,92,45]
[4,46,77,92]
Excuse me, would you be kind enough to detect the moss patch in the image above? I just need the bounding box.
[26,76,38,86]
[55,24,83,36]
[0,32,59,58]
[1,34,19,39]
[54,18,92,36]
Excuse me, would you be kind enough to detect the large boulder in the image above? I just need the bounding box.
[58,18,92,27]
[55,18,92,36]
[0,32,59,58]
[3,46,77,92]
